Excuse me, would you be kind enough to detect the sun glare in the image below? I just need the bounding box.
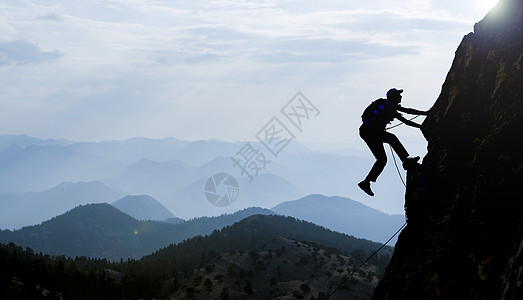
[480,0,499,13]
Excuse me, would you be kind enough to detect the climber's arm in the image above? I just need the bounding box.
[397,114,422,129]
[397,106,428,115]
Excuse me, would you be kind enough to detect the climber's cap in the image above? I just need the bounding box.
[387,88,403,100]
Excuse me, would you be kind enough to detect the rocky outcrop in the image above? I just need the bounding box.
[372,0,522,299]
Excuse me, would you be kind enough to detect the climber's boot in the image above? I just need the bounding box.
[358,180,374,196]
[402,156,420,170]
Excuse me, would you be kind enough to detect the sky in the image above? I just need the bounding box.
[0,0,499,152]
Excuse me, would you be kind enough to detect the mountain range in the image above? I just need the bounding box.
[0,182,406,246]
[0,203,275,260]
[272,194,405,243]
[111,194,177,221]
[0,181,125,229]
[1,213,392,300]
[141,214,392,299]
[0,134,406,220]
[0,193,402,261]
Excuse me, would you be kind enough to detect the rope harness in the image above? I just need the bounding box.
[327,116,423,298]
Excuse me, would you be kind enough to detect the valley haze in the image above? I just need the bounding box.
[0,134,407,225]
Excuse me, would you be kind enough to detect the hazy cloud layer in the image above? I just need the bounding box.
[0,40,63,65]
[0,0,499,144]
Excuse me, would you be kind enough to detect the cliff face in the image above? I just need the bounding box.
[372,0,522,299]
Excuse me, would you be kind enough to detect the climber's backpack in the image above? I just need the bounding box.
[361,98,397,126]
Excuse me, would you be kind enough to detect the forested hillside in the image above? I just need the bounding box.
[1,214,391,299]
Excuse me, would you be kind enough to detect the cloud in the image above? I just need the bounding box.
[184,53,223,64]
[39,12,63,22]
[258,38,418,64]
[0,0,497,143]
[0,40,63,66]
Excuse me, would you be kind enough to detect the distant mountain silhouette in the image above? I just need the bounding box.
[168,207,275,236]
[103,158,195,197]
[0,144,121,193]
[70,137,240,166]
[0,204,275,260]
[0,134,71,151]
[0,203,170,260]
[69,136,190,163]
[272,194,405,243]
[0,134,407,220]
[101,155,303,218]
[164,216,185,225]
[145,214,393,266]
[169,172,302,219]
[0,181,125,229]
[111,195,177,221]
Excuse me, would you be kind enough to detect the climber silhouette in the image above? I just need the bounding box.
[358,88,428,196]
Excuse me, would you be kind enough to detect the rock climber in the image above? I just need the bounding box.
[358,88,428,196]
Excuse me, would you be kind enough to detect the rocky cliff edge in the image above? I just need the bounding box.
[372,0,522,299]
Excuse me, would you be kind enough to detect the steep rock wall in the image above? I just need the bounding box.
[372,0,522,299]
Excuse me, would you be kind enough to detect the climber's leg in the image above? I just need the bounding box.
[382,131,409,161]
[383,131,420,169]
[360,127,387,183]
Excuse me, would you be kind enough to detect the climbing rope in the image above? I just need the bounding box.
[328,113,425,298]
[326,222,406,299]
[387,113,425,188]
[385,115,420,131]
[327,124,413,298]
[389,144,406,188]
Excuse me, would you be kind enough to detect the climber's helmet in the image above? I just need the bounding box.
[387,88,403,103]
